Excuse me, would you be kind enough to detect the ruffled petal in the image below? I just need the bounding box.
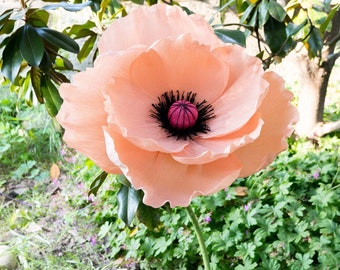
[104,35,228,152]
[172,114,263,164]
[56,59,122,174]
[98,4,222,54]
[233,71,299,177]
[202,45,269,138]
[103,127,242,208]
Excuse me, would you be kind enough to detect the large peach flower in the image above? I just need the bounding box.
[56,4,298,208]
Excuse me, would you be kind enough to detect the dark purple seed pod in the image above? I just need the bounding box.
[167,100,198,130]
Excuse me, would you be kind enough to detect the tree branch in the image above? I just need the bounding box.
[313,120,340,137]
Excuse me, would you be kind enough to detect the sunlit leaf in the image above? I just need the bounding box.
[41,76,63,116]
[89,171,108,196]
[1,32,23,82]
[36,27,79,53]
[268,0,286,22]
[307,27,323,58]
[240,3,255,24]
[30,67,44,103]
[77,34,97,62]
[214,29,246,46]
[319,5,339,34]
[117,184,143,227]
[19,25,44,67]
[26,9,49,27]
[258,0,270,27]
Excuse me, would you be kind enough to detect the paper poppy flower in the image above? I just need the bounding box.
[56,4,298,208]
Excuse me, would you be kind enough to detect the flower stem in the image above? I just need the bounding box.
[186,205,211,270]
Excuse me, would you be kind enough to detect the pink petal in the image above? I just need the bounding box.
[98,4,222,54]
[203,45,269,138]
[172,114,263,164]
[104,35,228,152]
[233,71,299,177]
[57,62,120,174]
[103,127,242,208]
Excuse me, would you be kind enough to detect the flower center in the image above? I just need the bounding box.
[151,91,215,140]
[168,100,198,130]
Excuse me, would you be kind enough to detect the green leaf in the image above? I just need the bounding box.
[26,9,49,27]
[131,0,144,4]
[41,76,63,116]
[286,19,307,36]
[19,24,44,67]
[240,3,255,24]
[36,27,79,53]
[66,20,96,39]
[319,4,339,34]
[268,0,286,22]
[214,29,246,46]
[258,0,270,27]
[136,202,161,230]
[307,27,323,58]
[1,32,23,82]
[77,34,96,62]
[117,184,142,227]
[88,171,108,196]
[42,1,93,12]
[264,16,287,55]
[30,67,44,103]
[0,20,15,35]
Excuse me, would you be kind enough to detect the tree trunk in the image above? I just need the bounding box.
[295,10,340,138]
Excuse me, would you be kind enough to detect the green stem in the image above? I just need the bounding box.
[186,205,211,270]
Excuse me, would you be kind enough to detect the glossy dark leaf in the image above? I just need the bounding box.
[30,67,44,103]
[77,34,96,62]
[1,32,23,82]
[89,171,108,196]
[214,29,246,47]
[258,0,270,27]
[117,184,142,227]
[286,19,307,36]
[264,16,287,56]
[137,202,161,230]
[41,76,63,116]
[19,25,44,66]
[117,174,131,187]
[240,3,255,24]
[131,0,144,4]
[319,5,339,34]
[0,20,15,35]
[36,27,79,53]
[268,0,286,22]
[66,20,96,39]
[26,9,49,27]
[42,1,93,12]
[307,27,323,58]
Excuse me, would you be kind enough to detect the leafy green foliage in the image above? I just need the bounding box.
[91,136,340,269]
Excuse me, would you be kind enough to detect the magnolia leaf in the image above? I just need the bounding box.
[258,0,270,27]
[30,67,44,103]
[66,20,96,39]
[0,20,15,35]
[41,76,63,116]
[36,27,79,53]
[240,3,255,24]
[77,34,97,62]
[117,174,131,187]
[264,16,287,56]
[286,19,307,36]
[42,1,93,12]
[26,9,49,27]
[319,5,339,34]
[268,0,286,22]
[117,184,143,227]
[1,32,22,82]
[307,27,323,58]
[214,29,246,47]
[137,202,161,230]
[19,24,44,67]
[88,171,108,196]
